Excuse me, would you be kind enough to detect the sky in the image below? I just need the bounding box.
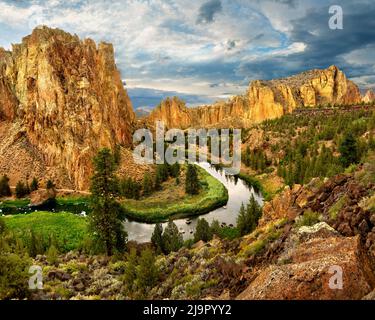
[0,0,374,109]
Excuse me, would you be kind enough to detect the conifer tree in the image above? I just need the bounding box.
[194,218,212,242]
[151,223,164,253]
[89,148,127,256]
[185,164,200,195]
[0,175,11,197]
[162,220,183,254]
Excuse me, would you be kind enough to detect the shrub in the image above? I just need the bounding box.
[295,209,322,228]
[0,253,31,300]
[0,175,11,197]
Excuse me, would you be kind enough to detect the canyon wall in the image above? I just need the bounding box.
[148,65,362,129]
[0,26,134,190]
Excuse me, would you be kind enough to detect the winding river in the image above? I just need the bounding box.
[124,162,264,243]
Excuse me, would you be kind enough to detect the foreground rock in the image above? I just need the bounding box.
[237,230,375,300]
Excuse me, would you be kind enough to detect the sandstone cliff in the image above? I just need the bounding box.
[0,26,135,190]
[148,65,362,128]
[363,90,375,104]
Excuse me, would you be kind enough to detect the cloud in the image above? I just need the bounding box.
[196,0,222,24]
[0,0,374,104]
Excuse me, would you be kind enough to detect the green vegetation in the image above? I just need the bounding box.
[242,109,375,190]
[151,223,164,254]
[0,253,31,300]
[122,166,228,223]
[194,218,212,242]
[237,195,262,236]
[0,175,11,197]
[162,220,183,254]
[4,211,88,252]
[15,181,30,199]
[30,178,39,192]
[295,209,322,228]
[328,196,347,220]
[89,148,127,255]
[185,164,200,195]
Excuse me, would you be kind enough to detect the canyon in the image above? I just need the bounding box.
[0,26,373,190]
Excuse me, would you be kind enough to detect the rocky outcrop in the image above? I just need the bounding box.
[237,233,375,300]
[0,27,135,190]
[363,90,375,104]
[148,66,362,128]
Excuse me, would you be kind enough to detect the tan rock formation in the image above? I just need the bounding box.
[237,234,375,300]
[0,26,134,190]
[148,65,362,128]
[363,89,375,104]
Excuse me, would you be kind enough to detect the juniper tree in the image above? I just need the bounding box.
[89,148,127,256]
[194,218,212,242]
[162,220,183,254]
[30,178,39,192]
[0,175,11,197]
[151,223,164,254]
[185,164,200,195]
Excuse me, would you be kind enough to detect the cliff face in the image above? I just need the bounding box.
[0,27,134,190]
[148,65,362,128]
[363,90,375,103]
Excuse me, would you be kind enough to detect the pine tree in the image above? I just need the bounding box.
[185,164,200,195]
[0,175,11,197]
[339,132,359,167]
[142,172,154,197]
[170,162,181,178]
[123,248,137,293]
[194,218,212,242]
[46,179,55,190]
[237,196,262,236]
[136,248,159,292]
[236,203,250,236]
[210,219,221,237]
[15,181,28,199]
[89,148,127,256]
[30,178,39,192]
[151,223,164,253]
[162,220,183,254]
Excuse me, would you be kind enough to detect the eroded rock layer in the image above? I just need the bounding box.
[148,65,362,129]
[0,27,135,190]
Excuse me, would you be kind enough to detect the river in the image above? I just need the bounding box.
[124,162,264,243]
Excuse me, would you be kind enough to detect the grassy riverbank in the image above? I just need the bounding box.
[4,211,88,252]
[122,166,229,223]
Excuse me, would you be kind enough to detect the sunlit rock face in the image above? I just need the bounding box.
[148,65,362,129]
[0,26,134,190]
[363,90,375,103]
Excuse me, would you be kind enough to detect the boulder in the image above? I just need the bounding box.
[237,235,375,300]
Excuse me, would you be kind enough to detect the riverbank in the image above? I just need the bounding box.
[122,166,229,223]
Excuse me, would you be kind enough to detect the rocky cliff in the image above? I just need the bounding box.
[363,90,375,104]
[148,65,362,128]
[0,26,135,190]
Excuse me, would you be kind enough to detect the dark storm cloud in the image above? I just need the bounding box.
[237,0,375,83]
[196,0,222,24]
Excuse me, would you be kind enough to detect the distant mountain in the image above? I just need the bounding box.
[147,65,362,129]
